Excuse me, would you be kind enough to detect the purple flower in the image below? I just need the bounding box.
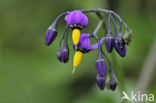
[109,73,118,91]
[57,44,69,63]
[73,33,105,53]
[45,29,57,46]
[96,55,106,77]
[65,10,88,28]
[115,37,127,57]
[105,34,115,53]
[96,75,106,90]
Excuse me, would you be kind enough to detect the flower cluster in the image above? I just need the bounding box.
[45,8,132,91]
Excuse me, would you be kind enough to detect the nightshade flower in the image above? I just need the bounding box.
[45,22,57,46]
[96,55,106,77]
[96,74,106,90]
[105,13,115,53]
[109,72,118,91]
[105,34,115,53]
[73,33,105,53]
[115,36,127,57]
[65,10,88,46]
[72,33,105,73]
[45,8,132,91]
[57,44,69,63]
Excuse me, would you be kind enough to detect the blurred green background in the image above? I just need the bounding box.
[0,0,156,103]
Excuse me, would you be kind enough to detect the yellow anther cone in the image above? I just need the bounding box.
[72,29,80,45]
[72,51,82,73]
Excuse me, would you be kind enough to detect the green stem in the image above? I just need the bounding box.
[96,12,107,33]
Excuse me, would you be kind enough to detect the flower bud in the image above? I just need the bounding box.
[105,34,115,53]
[109,73,118,91]
[45,20,58,46]
[57,44,69,63]
[123,29,133,45]
[45,29,57,46]
[96,75,106,90]
[115,36,127,57]
[96,55,106,77]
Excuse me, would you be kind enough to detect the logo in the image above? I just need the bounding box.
[121,91,154,102]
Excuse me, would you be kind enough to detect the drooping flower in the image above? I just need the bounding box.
[105,34,115,53]
[96,55,106,77]
[105,13,115,53]
[45,29,57,45]
[72,33,105,73]
[73,33,105,53]
[115,36,127,57]
[65,10,88,46]
[109,72,118,91]
[57,44,69,63]
[96,74,106,90]
[45,8,132,91]
[45,21,58,46]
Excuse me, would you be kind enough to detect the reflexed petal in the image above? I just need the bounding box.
[73,34,105,52]
[65,10,88,27]
[88,37,105,50]
[77,34,90,49]
[73,33,90,49]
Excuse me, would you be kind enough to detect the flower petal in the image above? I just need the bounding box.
[65,10,88,27]
[73,33,90,49]
[88,37,105,50]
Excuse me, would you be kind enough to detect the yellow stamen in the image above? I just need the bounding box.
[72,29,80,45]
[72,51,82,73]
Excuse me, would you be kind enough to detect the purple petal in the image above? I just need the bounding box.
[105,36,115,53]
[88,37,105,50]
[73,33,90,49]
[96,58,106,77]
[72,34,105,52]
[45,29,57,46]
[65,10,88,27]
[57,45,69,63]
[109,73,117,91]
[78,34,90,48]
[96,75,106,90]
[115,43,127,57]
